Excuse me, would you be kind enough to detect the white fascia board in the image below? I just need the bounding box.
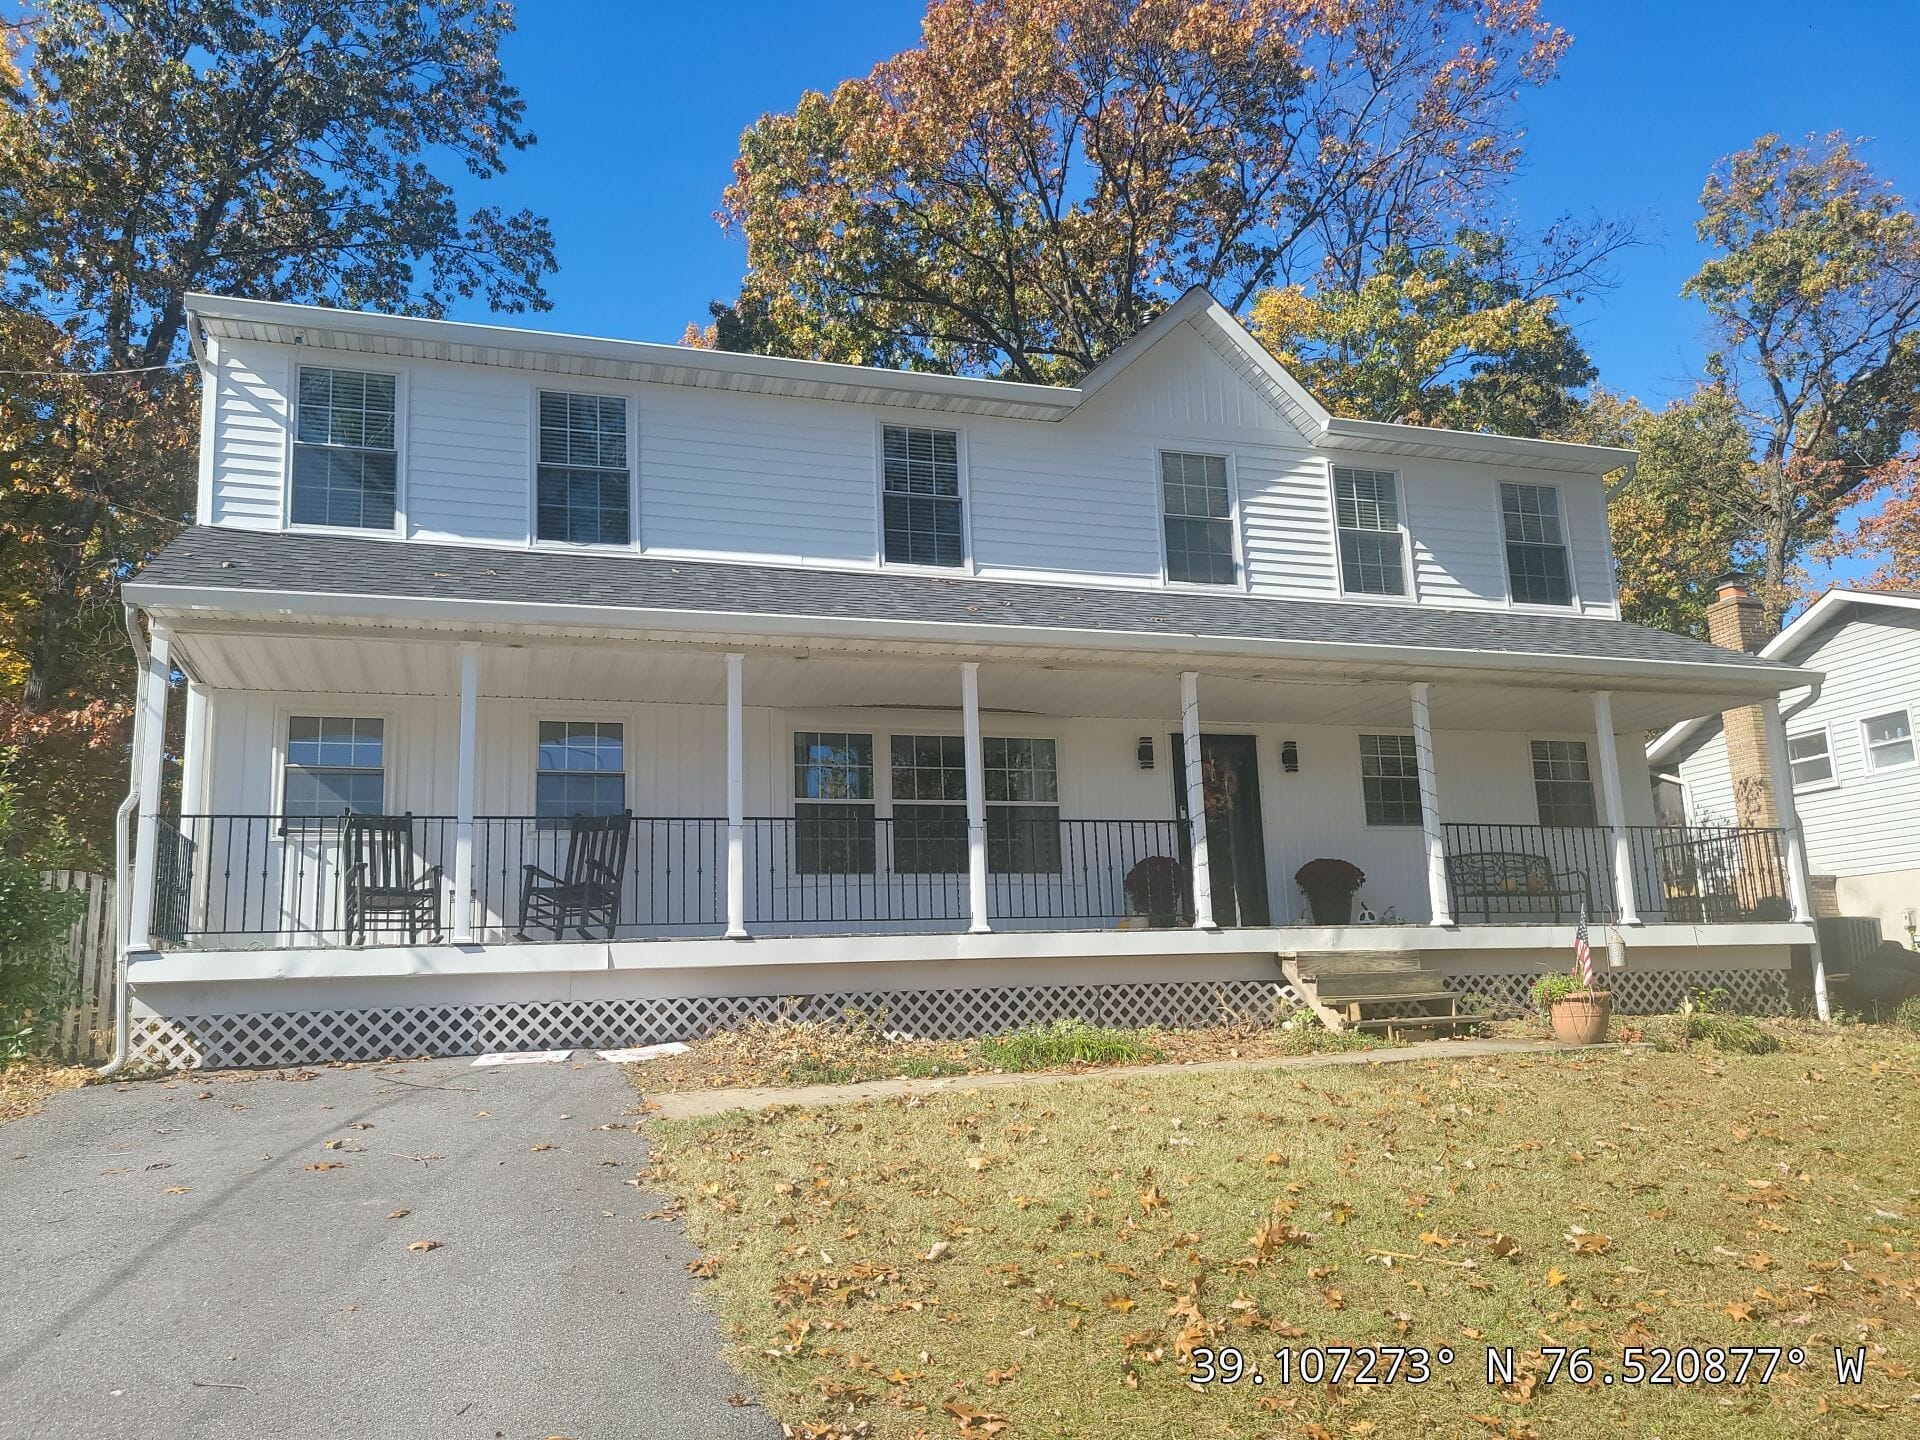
[1320,416,1636,475]
[124,578,1816,694]
[184,293,1080,417]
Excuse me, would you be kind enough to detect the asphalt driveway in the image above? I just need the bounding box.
[2,1056,778,1440]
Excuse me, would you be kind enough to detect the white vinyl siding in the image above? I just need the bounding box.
[406,363,530,543]
[208,340,288,529]
[1673,607,1920,877]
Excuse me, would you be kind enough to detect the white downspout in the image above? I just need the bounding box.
[96,604,149,1077]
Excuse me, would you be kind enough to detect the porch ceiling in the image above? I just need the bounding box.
[168,626,1768,734]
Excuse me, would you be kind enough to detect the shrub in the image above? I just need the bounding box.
[0,825,87,1065]
[1896,995,1920,1035]
[1684,1012,1781,1055]
[976,1018,1157,1071]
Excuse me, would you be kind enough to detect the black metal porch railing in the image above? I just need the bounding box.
[1442,821,1794,925]
[1626,823,1792,924]
[149,814,1198,946]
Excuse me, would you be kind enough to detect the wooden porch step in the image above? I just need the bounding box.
[1309,971,1449,1000]
[1322,985,1459,1008]
[1352,1012,1480,1034]
[1282,949,1433,975]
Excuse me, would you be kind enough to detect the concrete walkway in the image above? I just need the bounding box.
[2,1056,778,1440]
[645,1035,1569,1119]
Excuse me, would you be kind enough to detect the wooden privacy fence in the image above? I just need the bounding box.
[42,871,115,1063]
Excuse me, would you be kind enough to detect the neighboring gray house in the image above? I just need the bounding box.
[1650,585,1920,944]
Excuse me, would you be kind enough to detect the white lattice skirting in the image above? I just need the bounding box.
[129,978,1303,1071]
[1444,967,1790,1017]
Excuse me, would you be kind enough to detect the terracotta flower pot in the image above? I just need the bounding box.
[1548,990,1613,1046]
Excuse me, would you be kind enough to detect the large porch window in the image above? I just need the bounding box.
[1531,739,1598,826]
[890,735,967,873]
[283,716,385,817]
[1358,733,1422,826]
[794,732,877,874]
[535,721,626,821]
[984,737,1061,873]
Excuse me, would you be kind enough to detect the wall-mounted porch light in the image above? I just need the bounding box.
[1136,736,1154,769]
[1281,740,1299,773]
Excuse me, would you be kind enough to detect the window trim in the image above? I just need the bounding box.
[873,421,974,574]
[1859,706,1919,776]
[1329,463,1417,604]
[527,383,639,552]
[1153,444,1249,592]
[1356,732,1424,828]
[533,717,629,824]
[1786,723,1839,794]
[284,360,407,537]
[273,705,398,826]
[1527,734,1601,828]
[1493,479,1579,611]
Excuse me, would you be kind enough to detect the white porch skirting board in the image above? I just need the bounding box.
[121,931,1802,1070]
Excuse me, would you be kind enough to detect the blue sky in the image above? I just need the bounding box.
[466,0,1920,413]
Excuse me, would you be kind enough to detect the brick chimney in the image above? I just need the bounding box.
[1704,572,1779,828]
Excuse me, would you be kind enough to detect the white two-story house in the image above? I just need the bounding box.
[115,288,1821,1067]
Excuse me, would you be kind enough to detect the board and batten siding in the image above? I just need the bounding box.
[1675,606,1920,878]
[200,326,1618,617]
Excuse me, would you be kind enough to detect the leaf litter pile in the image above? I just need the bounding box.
[647,1027,1920,1438]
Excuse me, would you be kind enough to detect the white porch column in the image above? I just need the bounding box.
[126,620,171,952]
[1761,695,1829,1019]
[1408,683,1452,926]
[451,642,479,943]
[177,680,208,826]
[1590,690,1642,925]
[961,662,990,934]
[1180,671,1217,931]
[726,652,747,937]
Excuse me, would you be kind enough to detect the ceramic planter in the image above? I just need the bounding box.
[1548,989,1613,1045]
[1304,888,1357,926]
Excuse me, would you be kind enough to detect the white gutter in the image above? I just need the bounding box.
[124,579,1817,694]
[96,604,148,1078]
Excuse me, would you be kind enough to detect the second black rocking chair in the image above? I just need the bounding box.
[343,812,444,945]
[516,811,633,940]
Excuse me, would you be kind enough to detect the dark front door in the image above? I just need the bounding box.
[1169,733,1271,927]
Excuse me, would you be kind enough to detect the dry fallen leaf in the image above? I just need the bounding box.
[303,1161,346,1172]
[1544,1266,1567,1287]
[407,1239,442,1253]
[163,1186,190,1195]
[387,1209,410,1219]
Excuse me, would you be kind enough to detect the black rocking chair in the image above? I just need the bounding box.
[516,811,633,940]
[343,812,444,945]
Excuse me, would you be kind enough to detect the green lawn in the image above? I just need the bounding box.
[645,1026,1920,1438]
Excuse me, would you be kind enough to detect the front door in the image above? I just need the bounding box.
[1169,733,1271,927]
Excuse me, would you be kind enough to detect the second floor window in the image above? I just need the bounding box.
[1334,468,1407,597]
[1532,739,1598,826]
[1358,733,1422,826]
[537,392,630,545]
[284,716,385,817]
[882,426,963,567]
[1500,482,1572,606]
[536,721,626,821]
[293,368,397,530]
[1161,451,1237,585]
[794,731,876,874]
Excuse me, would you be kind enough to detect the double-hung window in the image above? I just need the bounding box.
[1358,734,1422,826]
[535,722,626,822]
[292,368,398,530]
[1531,739,1598,826]
[1160,451,1238,585]
[984,738,1061,874]
[794,732,876,874]
[1862,709,1916,773]
[537,391,630,545]
[1788,729,1835,790]
[890,735,968,874]
[1500,482,1573,606]
[1334,468,1408,597]
[882,426,964,567]
[284,716,385,818]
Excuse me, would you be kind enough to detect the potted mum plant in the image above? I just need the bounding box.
[1123,856,1187,928]
[1294,858,1365,925]
[1532,969,1613,1045]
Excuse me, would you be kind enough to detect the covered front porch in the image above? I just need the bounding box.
[129,618,1814,956]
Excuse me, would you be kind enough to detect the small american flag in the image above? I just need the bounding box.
[1573,905,1594,989]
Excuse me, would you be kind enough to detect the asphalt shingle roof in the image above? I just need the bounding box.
[131,526,1781,673]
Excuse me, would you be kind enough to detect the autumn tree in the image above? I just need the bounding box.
[709,0,1573,381]
[1679,132,1920,618]
[1247,228,1612,437]
[0,0,556,863]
